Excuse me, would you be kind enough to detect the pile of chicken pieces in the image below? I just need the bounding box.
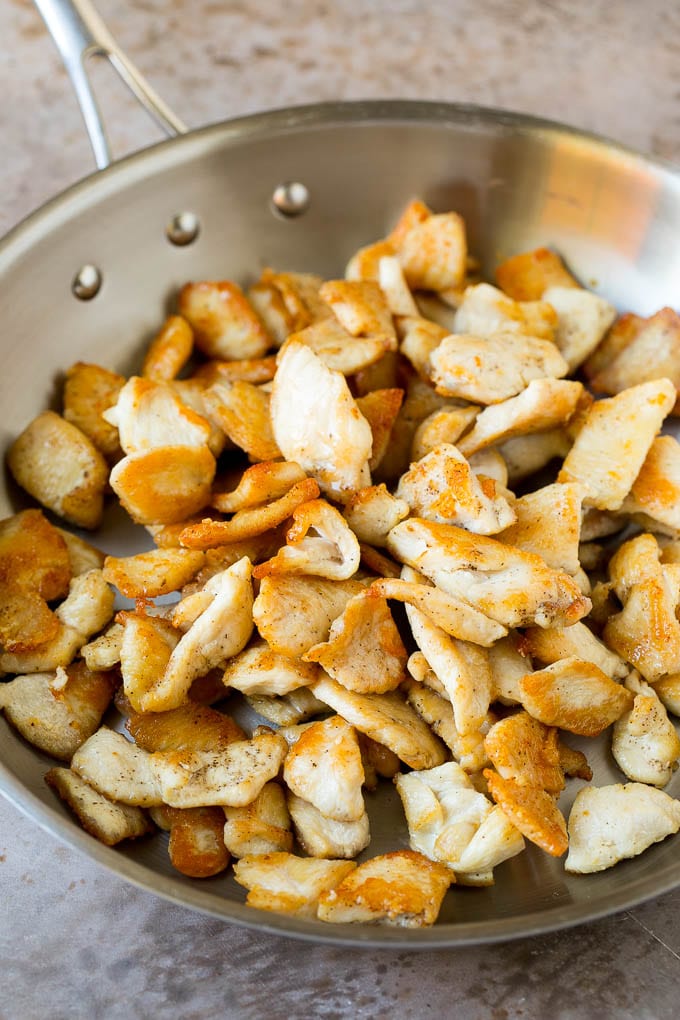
[3,198,680,928]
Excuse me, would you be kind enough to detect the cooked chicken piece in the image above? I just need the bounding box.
[586,307,680,413]
[7,410,109,529]
[371,575,506,645]
[271,340,373,498]
[316,849,453,927]
[0,584,60,655]
[410,406,479,461]
[71,727,163,806]
[378,255,418,316]
[57,528,105,576]
[388,198,433,246]
[57,569,114,636]
[287,791,370,858]
[374,373,455,483]
[518,657,634,737]
[557,379,675,510]
[607,532,662,602]
[168,378,228,458]
[406,605,492,736]
[283,716,365,822]
[359,544,401,578]
[653,674,680,717]
[150,730,288,808]
[397,211,467,292]
[398,316,449,379]
[223,782,293,857]
[154,805,231,878]
[253,575,365,657]
[110,445,217,526]
[103,548,205,599]
[497,483,583,576]
[222,639,318,696]
[499,430,571,486]
[355,388,404,471]
[103,376,213,454]
[558,740,592,781]
[346,239,398,282]
[212,460,307,514]
[233,852,356,918]
[312,674,448,770]
[521,622,627,680]
[483,711,564,794]
[178,280,270,359]
[387,519,590,629]
[582,310,645,379]
[62,361,125,458]
[457,379,583,458]
[495,247,579,300]
[192,356,277,387]
[45,767,152,846]
[357,732,401,786]
[396,443,515,535]
[245,687,329,727]
[488,634,532,705]
[453,283,557,341]
[180,478,320,549]
[119,613,180,713]
[395,761,525,884]
[318,279,396,345]
[543,286,616,371]
[141,315,194,381]
[620,436,680,537]
[139,558,254,712]
[483,769,568,857]
[253,499,360,581]
[429,332,567,405]
[611,672,680,787]
[81,622,124,672]
[580,510,625,545]
[248,269,330,345]
[0,663,117,760]
[203,380,280,462]
[126,702,244,754]
[404,677,493,773]
[565,782,680,873]
[466,448,508,486]
[343,485,410,548]
[304,590,407,695]
[0,623,84,675]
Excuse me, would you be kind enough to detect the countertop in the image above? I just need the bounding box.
[3,2,680,1017]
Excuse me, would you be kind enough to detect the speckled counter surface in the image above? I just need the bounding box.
[3,2,680,1018]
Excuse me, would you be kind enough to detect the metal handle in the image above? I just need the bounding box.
[34,0,187,170]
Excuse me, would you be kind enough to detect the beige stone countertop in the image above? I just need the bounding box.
[2,1,680,1018]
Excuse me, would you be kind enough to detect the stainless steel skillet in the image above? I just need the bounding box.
[2,0,680,947]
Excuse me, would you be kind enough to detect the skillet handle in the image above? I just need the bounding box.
[34,0,187,170]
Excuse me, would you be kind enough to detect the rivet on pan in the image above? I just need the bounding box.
[271,182,310,218]
[166,211,200,246]
[72,264,102,300]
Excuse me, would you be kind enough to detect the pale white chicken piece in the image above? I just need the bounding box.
[253,499,360,581]
[271,339,372,498]
[378,255,418,316]
[287,791,371,859]
[566,783,680,873]
[543,285,617,371]
[522,622,627,680]
[406,604,492,736]
[102,548,204,599]
[343,485,410,548]
[245,687,328,727]
[150,730,288,808]
[318,279,397,345]
[429,332,567,404]
[397,210,467,293]
[45,767,153,846]
[223,781,293,857]
[103,376,213,454]
[285,318,389,375]
[283,716,365,822]
[316,849,453,927]
[452,282,557,340]
[253,575,365,658]
[395,762,525,885]
[233,852,357,918]
[119,614,180,713]
[488,634,533,705]
[612,673,680,788]
[396,443,515,535]
[620,436,680,537]
[139,558,254,712]
[81,622,125,672]
[499,430,571,486]
[222,639,318,696]
[457,379,583,458]
[387,519,590,629]
[410,406,480,461]
[557,379,675,510]
[398,316,449,379]
[497,482,582,577]
[467,448,509,487]
[71,727,163,807]
[0,664,117,760]
[311,674,448,770]
[57,528,105,576]
[56,569,115,638]
[404,671,493,773]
